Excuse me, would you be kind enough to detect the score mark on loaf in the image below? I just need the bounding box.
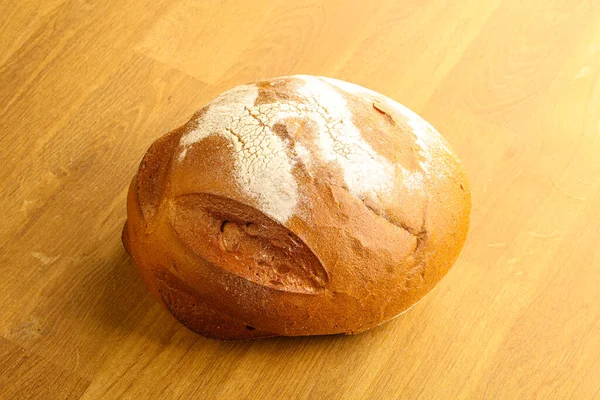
[123,75,471,340]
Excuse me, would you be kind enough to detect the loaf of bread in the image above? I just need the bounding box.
[122,75,470,340]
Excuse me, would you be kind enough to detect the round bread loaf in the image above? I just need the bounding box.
[122,75,470,340]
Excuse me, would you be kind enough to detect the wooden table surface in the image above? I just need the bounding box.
[2,1,600,399]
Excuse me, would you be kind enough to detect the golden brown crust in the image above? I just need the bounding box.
[123,75,471,340]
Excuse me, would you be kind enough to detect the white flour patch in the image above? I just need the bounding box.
[318,77,441,188]
[295,76,396,199]
[179,84,259,151]
[383,98,452,177]
[178,84,298,224]
[322,76,451,179]
[294,142,312,169]
[399,167,426,193]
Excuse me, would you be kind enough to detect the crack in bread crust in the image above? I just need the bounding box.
[357,186,430,283]
[170,193,328,294]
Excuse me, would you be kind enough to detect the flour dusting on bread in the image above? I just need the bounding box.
[177,76,450,224]
[383,99,452,177]
[179,84,299,224]
[296,76,396,200]
[321,76,452,180]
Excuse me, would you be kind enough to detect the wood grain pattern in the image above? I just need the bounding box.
[1,0,599,398]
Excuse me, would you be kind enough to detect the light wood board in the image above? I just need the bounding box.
[1,0,600,398]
